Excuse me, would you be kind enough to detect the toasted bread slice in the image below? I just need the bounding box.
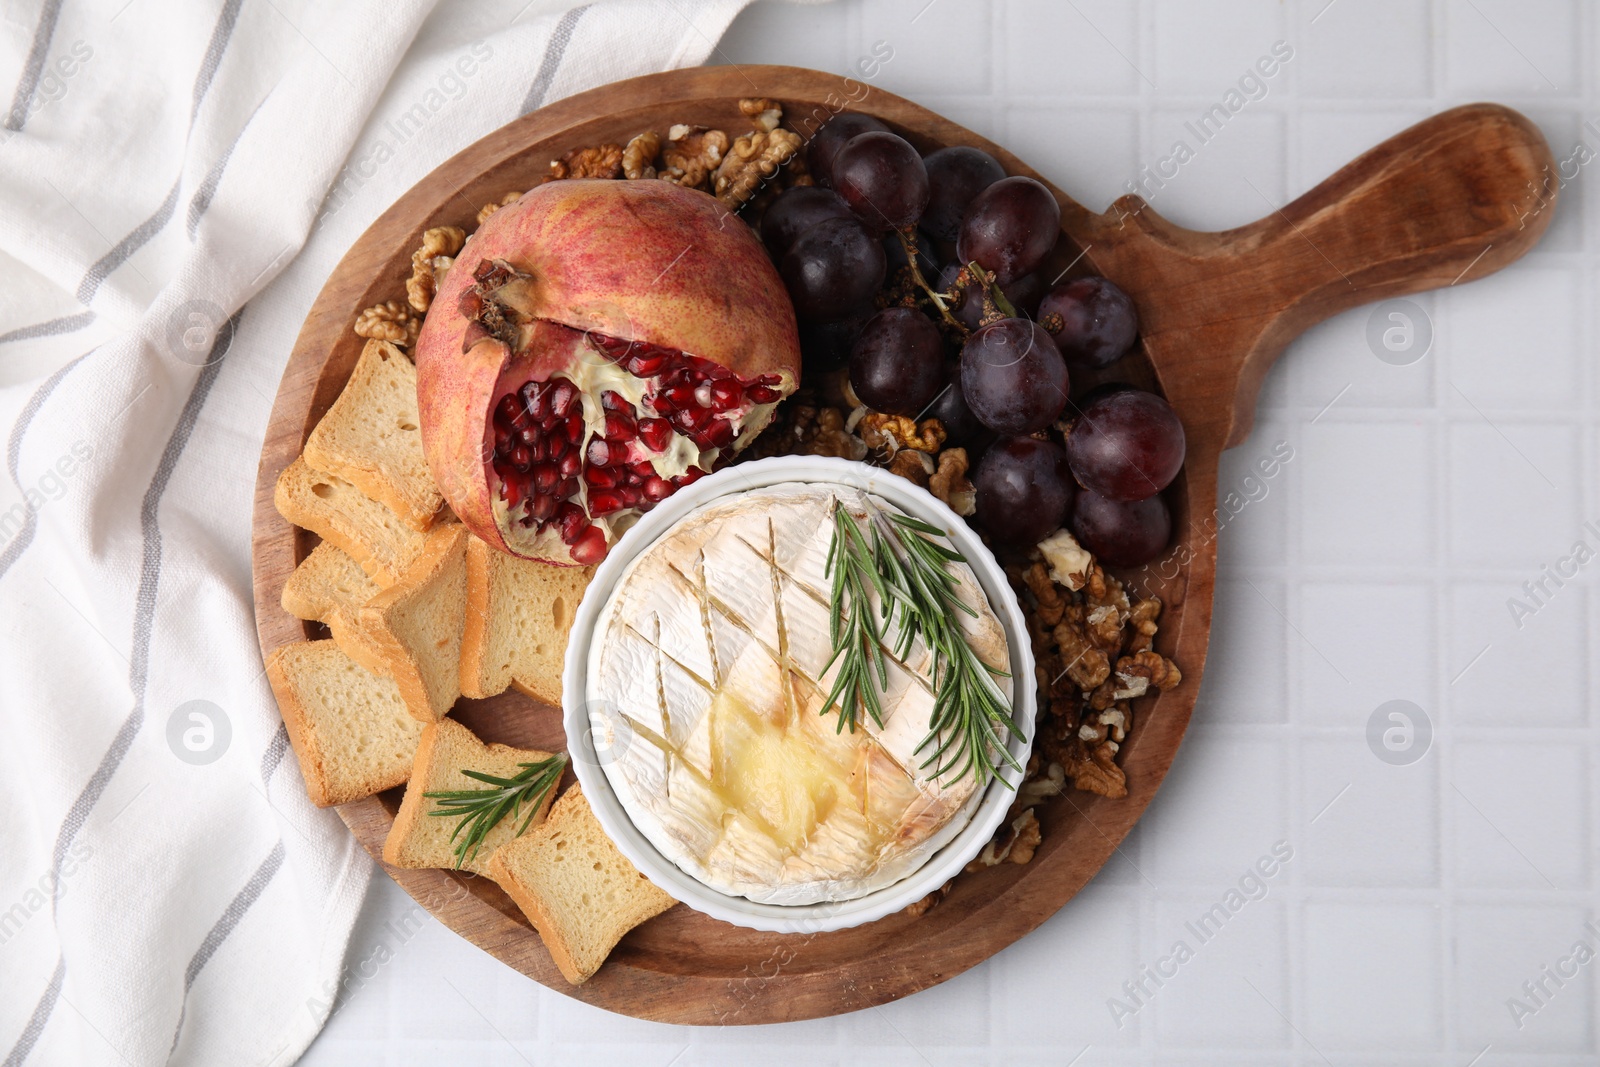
[361,524,468,723]
[487,784,676,985]
[280,541,389,674]
[303,340,443,531]
[461,534,593,704]
[383,719,562,876]
[274,456,428,586]
[264,639,424,807]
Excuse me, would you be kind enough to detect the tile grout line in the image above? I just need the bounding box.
[1281,6,1309,1064]
[1439,0,1464,1053]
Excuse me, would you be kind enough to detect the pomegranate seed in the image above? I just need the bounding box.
[643,476,673,501]
[565,413,585,442]
[500,475,525,509]
[584,465,617,489]
[671,407,710,434]
[509,445,532,471]
[560,516,590,546]
[604,411,636,441]
[601,390,626,412]
[657,383,697,411]
[638,418,672,452]
[630,460,655,478]
[528,382,551,420]
[548,437,569,461]
[619,484,641,508]
[673,467,707,488]
[588,489,627,516]
[570,525,608,564]
[626,352,668,377]
[709,379,743,411]
[558,477,578,499]
[756,373,782,386]
[746,384,782,404]
[702,418,735,449]
[493,425,512,453]
[527,435,546,462]
[558,451,582,478]
[497,394,520,422]
[694,383,713,408]
[533,463,558,494]
[587,439,610,466]
[591,336,630,364]
[556,501,586,539]
[529,493,557,522]
[541,413,564,434]
[517,425,537,447]
[551,380,578,418]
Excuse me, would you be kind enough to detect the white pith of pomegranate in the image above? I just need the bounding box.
[470,259,785,565]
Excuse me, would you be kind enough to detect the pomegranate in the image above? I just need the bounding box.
[415,179,801,565]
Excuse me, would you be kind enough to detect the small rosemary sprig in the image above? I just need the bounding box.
[821,504,889,733]
[822,501,1021,787]
[425,753,567,868]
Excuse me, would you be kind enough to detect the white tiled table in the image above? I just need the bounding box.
[303,1,1600,1062]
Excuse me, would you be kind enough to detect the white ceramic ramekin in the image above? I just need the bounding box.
[562,456,1035,933]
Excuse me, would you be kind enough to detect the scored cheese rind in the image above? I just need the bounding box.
[587,482,1012,905]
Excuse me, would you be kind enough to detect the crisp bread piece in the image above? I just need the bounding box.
[361,524,468,723]
[303,340,443,531]
[264,639,424,808]
[487,784,677,985]
[460,534,593,705]
[274,456,428,586]
[383,719,561,876]
[280,541,389,675]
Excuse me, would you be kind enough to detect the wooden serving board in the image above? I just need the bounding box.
[250,65,1554,1024]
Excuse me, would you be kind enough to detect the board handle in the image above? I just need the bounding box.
[1082,103,1557,448]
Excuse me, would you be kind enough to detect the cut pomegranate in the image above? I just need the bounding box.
[415,180,801,566]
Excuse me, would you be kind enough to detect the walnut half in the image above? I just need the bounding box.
[405,225,465,313]
[929,448,976,517]
[354,300,419,346]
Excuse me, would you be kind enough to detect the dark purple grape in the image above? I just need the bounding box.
[959,318,1069,435]
[927,362,993,450]
[1038,277,1139,369]
[807,112,891,188]
[922,146,1006,242]
[831,132,930,232]
[1071,488,1172,567]
[938,264,1043,331]
[972,437,1074,546]
[849,308,946,416]
[956,176,1061,285]
[799,308,874,373]
[1064,389,1186,501]
[779,216,886,323]
[760,187,852,259]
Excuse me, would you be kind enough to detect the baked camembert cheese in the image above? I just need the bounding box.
[587,482,1011,905]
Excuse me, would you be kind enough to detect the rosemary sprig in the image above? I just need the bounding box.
[425,753,567,869]
[823,501,1021,787]
[821,503,889,733]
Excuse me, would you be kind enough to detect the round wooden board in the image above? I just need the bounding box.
[250,65,1553,1023]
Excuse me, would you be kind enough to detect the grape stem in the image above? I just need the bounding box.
[894,227,969,336]
[966,260,1018,320]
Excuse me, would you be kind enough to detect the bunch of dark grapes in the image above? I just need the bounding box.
[759,113,1185,568]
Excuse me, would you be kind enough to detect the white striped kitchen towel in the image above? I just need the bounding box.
[0,0,803,1063]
